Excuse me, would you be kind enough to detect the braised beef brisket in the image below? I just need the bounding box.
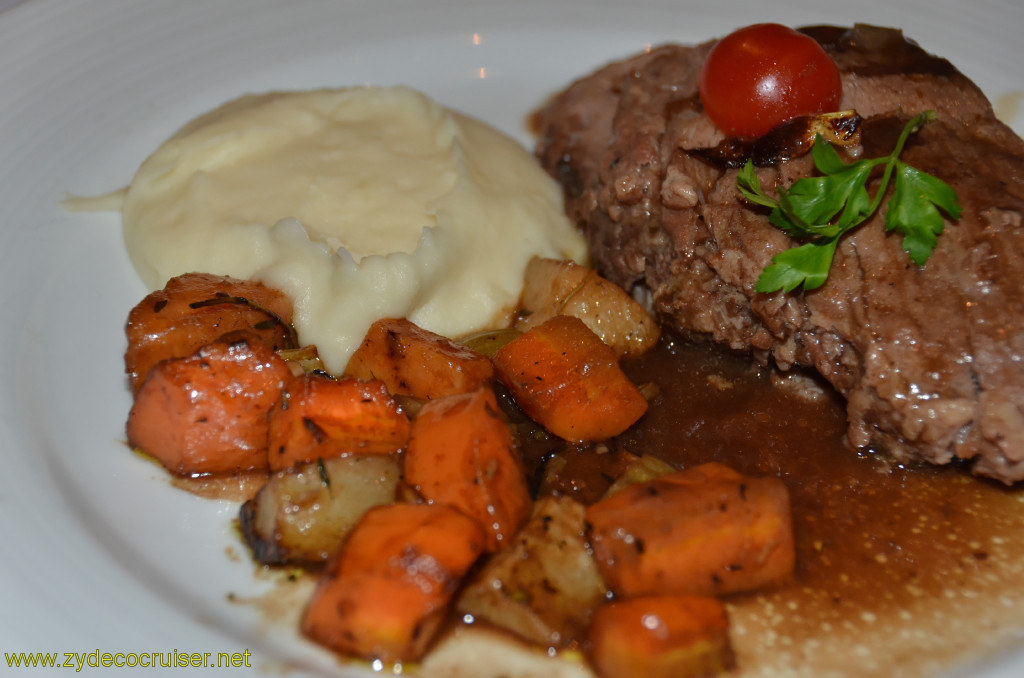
[533,25,1024,483]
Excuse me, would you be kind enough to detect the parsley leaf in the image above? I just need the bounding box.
[886,162,962,265]
[738,110,962,293]
[757,240,838,293]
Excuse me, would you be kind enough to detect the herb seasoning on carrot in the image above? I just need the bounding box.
[585,462,795,597]
[266,373,411,471]
[492,314,648,442]
[124,272,296,392]
[588,595,734,678]
[344,317,495,400]
[404,387,532,552]
[126,331,293,475]
[301,502,486,663]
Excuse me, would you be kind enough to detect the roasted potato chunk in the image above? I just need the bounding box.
[515,257,659,356]
[457,495,607,647]
[602,453,676,498]
[240,454,400,565]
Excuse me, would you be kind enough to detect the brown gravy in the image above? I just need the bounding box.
[608,333,1024,676]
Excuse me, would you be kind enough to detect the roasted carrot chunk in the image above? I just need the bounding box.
[125,272,295,393]
[585,462,795,597]
[301,502,486,663]
[588,595,734,678]
[344,317,495,400]
[266,374,411,471]
[126,332,293,475]
[404,388,531,552]
[492,314,648,442]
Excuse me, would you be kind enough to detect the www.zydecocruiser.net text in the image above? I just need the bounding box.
[5,649,252,671]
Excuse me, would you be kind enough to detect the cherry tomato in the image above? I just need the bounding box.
[698,23,842,139]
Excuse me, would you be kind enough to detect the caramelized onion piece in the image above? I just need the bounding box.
[691,110,862,168]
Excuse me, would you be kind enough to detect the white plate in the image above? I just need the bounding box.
[1,1,1022,676]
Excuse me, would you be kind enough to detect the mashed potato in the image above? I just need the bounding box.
[117,86,586,372]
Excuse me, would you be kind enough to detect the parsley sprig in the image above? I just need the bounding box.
[737,110,962,293]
